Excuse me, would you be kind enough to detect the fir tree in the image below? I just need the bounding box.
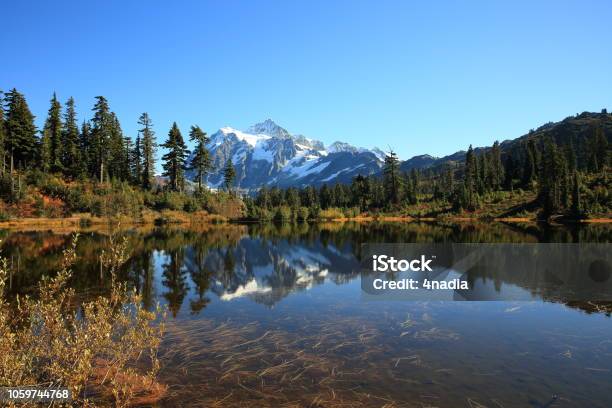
[161,122,189,192]
[522,140,538,187]
[0,91,6,173]
[131,134,143,185]
[410,168,419,201]
[462,145,479,210]
[90,96,113,182]
[593,125,609,171]
[79,121,91,178]
[39,126,52,173]
[4,88,37,170]
[138,113,156,190]
[444,165,454,201]
[44,93,63,172]
[383,149,402,206]
[351,174,370,211]
[491,140,504,190]
[122,136,133,181]
[223,159,236,194]
[108,113,128,180]
[188,125,212,191]
[539,137,567,217]
[256,186,271,209]
[62,97,80,178]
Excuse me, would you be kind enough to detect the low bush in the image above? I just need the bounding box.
[296,206,310,221]
[274,206,293,222]
[0,235,166,407]
[318,207,344,220]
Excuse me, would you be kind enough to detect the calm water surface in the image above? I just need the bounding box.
[3,222,612,407]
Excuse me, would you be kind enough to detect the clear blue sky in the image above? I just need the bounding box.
[2,0,611,160]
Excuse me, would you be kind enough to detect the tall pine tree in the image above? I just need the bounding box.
[138,113,156,190]
[188,125,212,191]
[46,93,63,172]
[79,121,91,179]
[161,122,189,192]
[107,112,128,180]
[131,134,143,185]
[383,149,401,206]
[62,97,80,178]
[0,91,6,173]
[223,159,236,194]
[90,96,113,182]
[4,88,37,170]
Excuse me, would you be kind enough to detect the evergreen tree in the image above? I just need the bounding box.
[39,125,52,173]
[161,122,189,192]
[571,171,582,218]
[256,186,271,209]
[319,184,332,208]
[300,185,318,208]
[333,183,347,207]
[188,125,212,191]
[269,187,282,207]
[444,165,454,201]
[491,141,504,190]
[403,172,416,205]
[131,134,143,185]
[503,154,517,190]
[383,149,402,206]
[351,174,370,210]
[462,145,479,210]
[90,96,113,182]
[138,113,156,190]
[522,140,538,187]
[410,168,419,201]
[539,138,567,217]
[61,97,80,178]
[285,187,300,207]
[223,159,236,194]
[0,91,6,173]
[108,113,128,180]
[122,136,133,181]
[79,121,91,178]
[477,152,492,195]
[565,141,577,174]
[43,93,63,172]
[4,88,37,170]
[593,125,609,171]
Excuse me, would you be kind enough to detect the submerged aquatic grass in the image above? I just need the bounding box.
[157,308,465,407]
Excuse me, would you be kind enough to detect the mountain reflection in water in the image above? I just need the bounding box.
[2,221,612,407]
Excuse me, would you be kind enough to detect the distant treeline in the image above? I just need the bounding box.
[248,114,610,220]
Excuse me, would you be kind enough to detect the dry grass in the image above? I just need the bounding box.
[0,234,166,407]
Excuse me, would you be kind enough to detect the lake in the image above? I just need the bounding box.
[2,222,611,407]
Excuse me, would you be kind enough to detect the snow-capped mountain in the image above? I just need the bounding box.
[190,119,384,189]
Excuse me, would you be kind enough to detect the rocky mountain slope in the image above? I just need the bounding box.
[188,119,384,189]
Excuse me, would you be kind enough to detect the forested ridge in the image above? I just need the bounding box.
[246,111,611,221]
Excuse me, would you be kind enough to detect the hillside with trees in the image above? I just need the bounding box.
[0,89,243,223]
[246,111,611,222]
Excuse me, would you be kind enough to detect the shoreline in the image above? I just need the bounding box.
[0,214,610,232]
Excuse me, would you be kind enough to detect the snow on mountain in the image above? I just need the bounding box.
[187,119,384,189]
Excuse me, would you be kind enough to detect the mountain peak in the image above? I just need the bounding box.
[328,141,358,153]
[245,119,290,139]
